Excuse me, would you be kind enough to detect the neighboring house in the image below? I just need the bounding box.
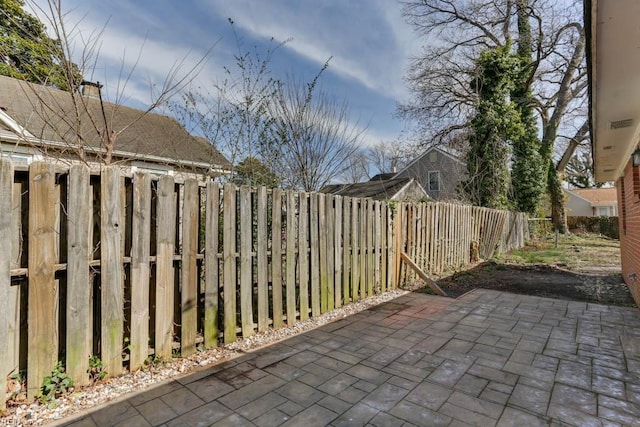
[393,146,466,201]
[320,175,428,201]
[0,75,231,177]
[564,188,618,217]
[587,0,640,305]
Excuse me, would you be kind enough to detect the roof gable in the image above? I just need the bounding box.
[394,146,464,178]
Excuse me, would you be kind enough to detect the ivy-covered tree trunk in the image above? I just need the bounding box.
[511,0,545,215]
[464,44,522,209]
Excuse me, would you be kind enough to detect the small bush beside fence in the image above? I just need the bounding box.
[0,159,528,408]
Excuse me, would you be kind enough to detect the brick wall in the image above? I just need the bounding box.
[619,160,640,305]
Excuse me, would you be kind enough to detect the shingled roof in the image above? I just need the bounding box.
[320,177,421,200]
[569,187,617,206]
[0,75,231,172]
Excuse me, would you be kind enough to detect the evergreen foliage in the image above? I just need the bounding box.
[233,156,280,188]
[0,0,80,90]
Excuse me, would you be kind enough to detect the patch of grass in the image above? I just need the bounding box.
[494,232,620,270]
[503,248,569,265]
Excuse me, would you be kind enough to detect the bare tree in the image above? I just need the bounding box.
[171,26,286,180]
[366,141,413,174]
[264,72,364,192]
[400,0,587,229]
[342,149,372,183]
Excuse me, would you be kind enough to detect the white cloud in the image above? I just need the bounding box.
[204,0,417,101]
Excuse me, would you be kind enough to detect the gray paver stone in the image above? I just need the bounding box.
[332,402,380,427]
[389,400,451,426]
[281,404,338,427]
[496,407,549,427]
[361,383,409,411]
[405,381,452,410]
[165,401,232,427]
[509,383,550,415]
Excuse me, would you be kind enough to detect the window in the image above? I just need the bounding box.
[429,151,438,162]
[597,206,610,217]
[428,171,440,191]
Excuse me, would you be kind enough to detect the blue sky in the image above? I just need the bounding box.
[31,0,423,148]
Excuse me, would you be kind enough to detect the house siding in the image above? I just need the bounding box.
[619,161,640,305]
[565,192,593,217]
[395,148,466,201]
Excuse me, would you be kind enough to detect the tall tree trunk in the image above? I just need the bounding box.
[511,0,545,215]
[548,120,589,233]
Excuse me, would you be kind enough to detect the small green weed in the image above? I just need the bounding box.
[88,355,107,382]
[39,362,74,404]
[143,355,163,369]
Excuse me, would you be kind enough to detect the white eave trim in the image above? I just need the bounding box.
[0,132,231,173]
[0,108,34,138]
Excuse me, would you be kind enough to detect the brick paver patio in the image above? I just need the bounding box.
[57,289,640,426]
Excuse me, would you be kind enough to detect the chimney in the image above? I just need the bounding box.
[81,80,103,99]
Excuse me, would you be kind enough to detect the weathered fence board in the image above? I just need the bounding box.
[286,191,296,325]
[359,199,367,299]
[350,199,359,301]
[27,162,59,398]
[0,159,13,409]
[240,186,254,337]
[8,178,22,385]
[223,184,237,343]
[271,189,284,328]
[204,181,220,347]
[66,165,92,385]
[318,194,328,313]
[130,172,151,370]
[101,166,124,378]
[181,180,199,356]
[298,193,309,321]
[256,187,269,331]
[310,193,321,316]
[326,195,335,312]
[334,196,343,308]
[155,176,176,359]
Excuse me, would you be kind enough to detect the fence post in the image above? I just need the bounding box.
[0,159,13,409]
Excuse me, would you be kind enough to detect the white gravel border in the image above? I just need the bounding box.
[1,289,409,426]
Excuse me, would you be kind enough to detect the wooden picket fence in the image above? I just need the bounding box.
[0,159,527,407]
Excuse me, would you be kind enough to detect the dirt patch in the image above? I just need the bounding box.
[428,262,635,307]
[415,234,637,307]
